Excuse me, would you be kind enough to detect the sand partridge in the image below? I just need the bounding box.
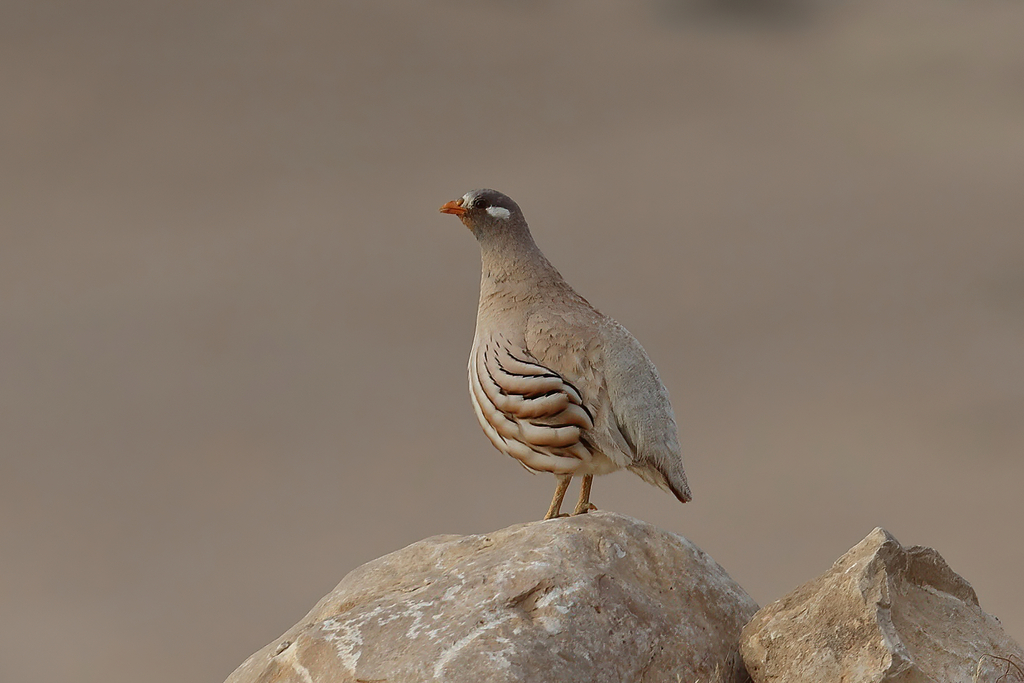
[440,189,691,520]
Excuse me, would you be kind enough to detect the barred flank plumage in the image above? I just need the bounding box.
[470,334,597,474]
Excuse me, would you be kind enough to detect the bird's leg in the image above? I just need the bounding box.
[572,474,597,515]
[544,474,573,520]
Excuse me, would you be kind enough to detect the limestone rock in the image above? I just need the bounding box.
[225,511,758,683]
[740,527,1024,683]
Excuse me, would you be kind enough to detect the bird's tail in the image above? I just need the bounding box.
[629,464,692,504]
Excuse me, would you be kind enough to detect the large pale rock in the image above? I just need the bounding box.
[740,527,1024,683]
[226,511,757,683]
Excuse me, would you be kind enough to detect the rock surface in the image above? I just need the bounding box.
[225,511,758,683]
[740,527,1024,683]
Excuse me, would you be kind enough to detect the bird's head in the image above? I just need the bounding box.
[439,189,524,239]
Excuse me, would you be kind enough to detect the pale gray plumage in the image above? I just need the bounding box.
[440,188,691,519]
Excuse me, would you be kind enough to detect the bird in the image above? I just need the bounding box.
[440,188,691,520]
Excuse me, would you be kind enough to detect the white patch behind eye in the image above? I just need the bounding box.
[486,206,511,219]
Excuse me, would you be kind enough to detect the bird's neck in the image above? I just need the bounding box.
[477,228,565,300]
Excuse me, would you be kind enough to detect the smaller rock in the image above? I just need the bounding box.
[740,527,1024,683]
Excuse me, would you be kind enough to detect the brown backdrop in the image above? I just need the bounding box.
[2,2,1022,681]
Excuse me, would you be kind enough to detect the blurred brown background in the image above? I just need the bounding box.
[2,1,1022,681]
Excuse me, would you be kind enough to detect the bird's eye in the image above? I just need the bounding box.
[473,197,489,210]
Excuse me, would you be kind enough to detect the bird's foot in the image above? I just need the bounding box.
[571,503,598,516]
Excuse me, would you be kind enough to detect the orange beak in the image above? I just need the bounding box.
[439,199,467,216]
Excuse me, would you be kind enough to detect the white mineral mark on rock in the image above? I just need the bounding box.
[432,614,514,679]
[404,599,438,639]
[320,617,363,674]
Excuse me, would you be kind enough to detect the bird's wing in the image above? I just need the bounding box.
[469,332,596,473]
[601,320,692,502]
[526,307,692,502]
